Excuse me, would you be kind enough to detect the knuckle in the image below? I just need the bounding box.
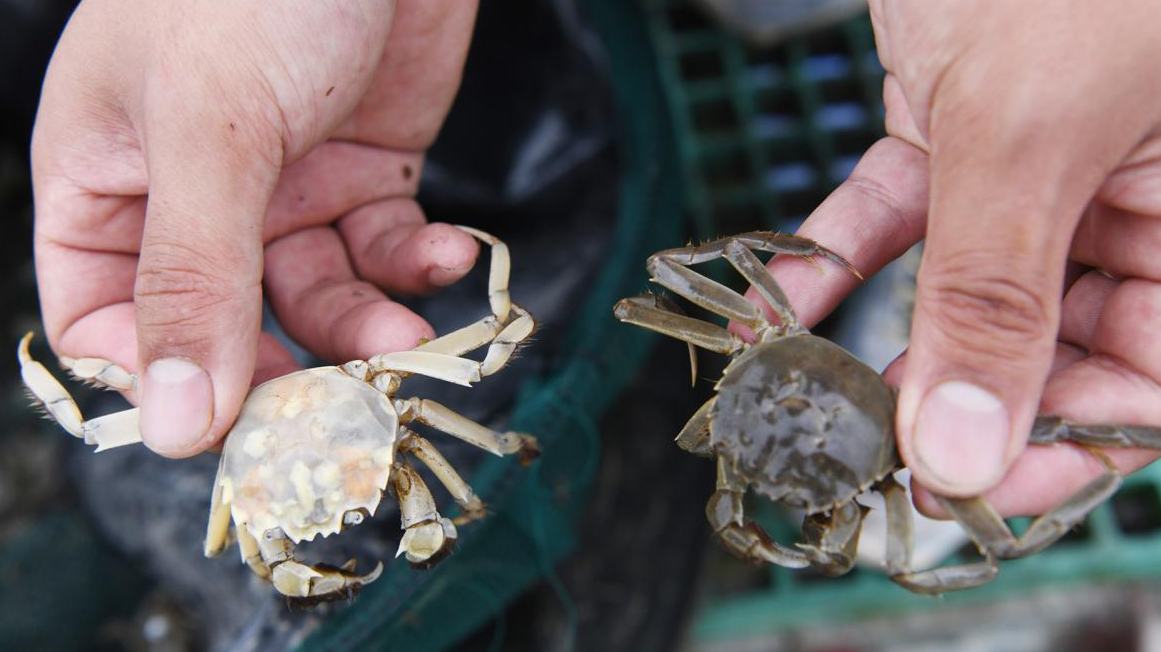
[919,257,1055,359]
[134,240,257,330]
[843,174,911,240]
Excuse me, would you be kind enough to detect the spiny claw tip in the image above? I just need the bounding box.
[17,331,34,361]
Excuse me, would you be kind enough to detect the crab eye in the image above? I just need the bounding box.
[341,360,370,380]
[343,509,369,527]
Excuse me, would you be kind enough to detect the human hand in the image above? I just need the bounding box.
[32,0,480,458]
[749,1,1161,511]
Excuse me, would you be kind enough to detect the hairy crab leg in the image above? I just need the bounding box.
[880,474,999,595]
[455,225,511,321]
[392,460,458,566]
[646,255,769,333]
[395,397,539,463]
[18,333,142,450]
[416,304,536,377]
[236,526,271,580]
[940,447,1122,560]
[370,225,530,380]
[889,554,999,596]
[204,456,233,557]
[367,350,482,386]
[414,223,534,375]
[1030,416,1161,448]
[653,231,861,276]
[798,500,865,576]
[398,429,487,525]
[931,419,1161,567]
[260,528,383,600]
[719,241,804,334]
[706,457,810,568]
[674,397,715,456]
[613,295,745,356]
[877,475,914,576]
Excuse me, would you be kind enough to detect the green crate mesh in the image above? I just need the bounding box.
[641,0,1161,646]
[645,0,884,238]
[300,1,683,649]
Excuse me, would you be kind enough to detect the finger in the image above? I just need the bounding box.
[911,444,1156,518]
[882,342,1089,391]
[262,141,424,241]
[265,226,435,362]
[1072,203,1161,281]
[1059,270,1118,350]
[893,92,1135,497]
[1087,277,1161,384]
[337,0,480,149]
[338,202,479,294]
[134,93,281,458]
[744,137,928,328]
[253,333,300,385]
[914,352,1161,517]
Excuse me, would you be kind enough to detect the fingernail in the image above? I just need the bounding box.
[140,357,212,455]
[912,381,1009,494]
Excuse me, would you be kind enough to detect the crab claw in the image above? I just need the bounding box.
[396,517,458,567]
[271,559,384,599]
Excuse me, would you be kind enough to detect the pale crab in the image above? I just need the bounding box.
[20,225,540,601]
[614,231,1161,594]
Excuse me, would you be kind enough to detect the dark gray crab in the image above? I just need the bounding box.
[614,231,1161,594]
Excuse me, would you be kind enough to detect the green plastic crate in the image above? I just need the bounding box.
[641,0,1161,645]
[645,0,884,237]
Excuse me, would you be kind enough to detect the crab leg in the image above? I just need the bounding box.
[17,333,142,450]
[798,500,865,576]
[877,474,914,576]
[705,457,810,568]
[652,231,860,275]
[720,241,804,334]
[888,553,999,596]
[415,304,536,377]
[395,397,539,462]
[367,351,482,387]
[646,255,769,332]
[941,447,1122,561]
[236,526,271,580]
[645,233,860,335]
[674,397,715,457]
[398,429,487,525]
[1030,416,1161,448]
[455,225,511,321]
[204,456,233,557]
[880,474,999,595]
[613,295,744,356]
[392,460,458,566]
[259,527,383,599]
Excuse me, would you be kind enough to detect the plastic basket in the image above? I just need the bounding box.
[644,0,884,238]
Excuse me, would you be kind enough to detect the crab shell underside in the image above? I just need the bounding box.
[209,367,400,547]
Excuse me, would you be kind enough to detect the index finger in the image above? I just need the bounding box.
[746,136,929,328]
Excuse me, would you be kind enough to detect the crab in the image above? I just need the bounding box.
[19,225,540,601]
[614,231,1161,594]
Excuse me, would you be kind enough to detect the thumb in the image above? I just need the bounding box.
[897,120,1100,497]
[134,97,281,457]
